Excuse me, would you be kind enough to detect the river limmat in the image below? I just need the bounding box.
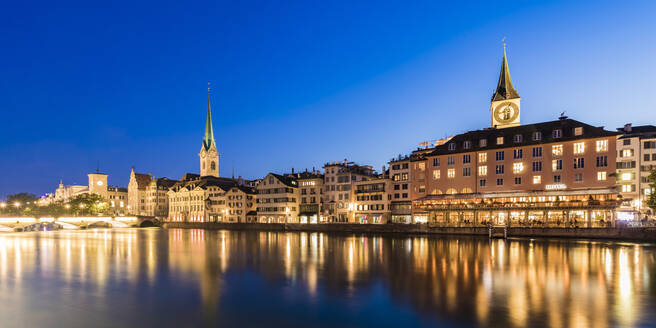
[0,228,653,327]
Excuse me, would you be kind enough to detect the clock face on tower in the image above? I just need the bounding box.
[494,102,519,124]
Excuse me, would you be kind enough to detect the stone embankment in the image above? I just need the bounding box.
[162,222,656,242]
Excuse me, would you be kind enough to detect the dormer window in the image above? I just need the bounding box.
[479,139,487,147]
[463,141,472,149]
[532,132,542,141]
[513,134,523,143]
[574,127,583,136]
[448,143,456,151]
[553,129,562,139]
[496,137,504,145]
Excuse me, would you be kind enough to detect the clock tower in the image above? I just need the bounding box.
[199,87,220,177]
[490,46,521,128]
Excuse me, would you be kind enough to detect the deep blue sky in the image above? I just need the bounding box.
[1,0,655,199]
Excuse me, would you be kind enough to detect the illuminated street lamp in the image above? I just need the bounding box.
[0,202,6,208]
[79,204,85,209]
[14,202,21,208]
[65,204,71,209]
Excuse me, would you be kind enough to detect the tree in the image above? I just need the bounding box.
[647,169,656,213]
[3,192,39,216]
[68,193,109,216]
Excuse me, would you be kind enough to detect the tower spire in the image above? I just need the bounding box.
[491,39,520,101]
[203,82,216,151]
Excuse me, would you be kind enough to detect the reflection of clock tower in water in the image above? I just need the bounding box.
[490,46,521,129]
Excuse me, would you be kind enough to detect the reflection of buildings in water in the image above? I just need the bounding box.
[0,230,652,327]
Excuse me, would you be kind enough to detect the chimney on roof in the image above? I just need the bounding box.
[238,176,243,185]
[624,123,632,133]
[291,167,295,174]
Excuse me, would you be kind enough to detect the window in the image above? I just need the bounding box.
[418,185,426,193]
[553,175,561,183]
[621,184,634,193]
[463,141,472,149]
[514,177,522,185]
[644,141,656,149]
[432,170,440,180]
[653,154,656,161]
[448,156,455,165]
[533,175,541,184]
[552,159,563,171]
[478,153,487,163]
[496,165,505,174]
[621,172,633,181]
[448,143,456,151]
[623,139,631,146]
[532,161,542,172]
[513,149,523,159]
[447,169,455,178]
[574,173,583,182]
[513,134,523,143]
[574,127,583,136]
[573,142,585,154]
[394,184,400,190]
[496,178,504,186]
[645,154,651,162]
[621,149,634,157]
[463,155,471,164]
[596,140,608,152]
[478,166,487,176]
[532,132,542,141]
[597,172,607,181]
[479,179,486,187]
[553,129,562,138]
[496,151,505,161]
[532,147,542,157]
[433,158,440,166]
[512,162,524,174]
[496,137,504,145]
[573,158,585,169]
[552,145,563,156]
[463,167,471,177]
[596,156,608,167]
[480,139,487,147]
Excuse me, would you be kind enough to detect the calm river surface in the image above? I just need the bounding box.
[0,229,654,327]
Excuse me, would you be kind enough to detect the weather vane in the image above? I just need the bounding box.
[502,36,507,51]
[208,81,211,94]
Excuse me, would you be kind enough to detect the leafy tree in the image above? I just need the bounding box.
[68,193,109,216]
[3,192,39,215]
[647,170,656,213]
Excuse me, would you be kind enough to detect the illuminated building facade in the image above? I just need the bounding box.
[353,176,391,224]
[616,124,656,218]
[388,156,412,223]
[297,170,324,224]
[411,49,621,227]
[256,173,299,223]
[322,160,377,222]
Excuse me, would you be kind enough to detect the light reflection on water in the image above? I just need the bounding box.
[0,229,654,327]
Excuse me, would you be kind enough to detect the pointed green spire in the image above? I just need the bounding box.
[492,45,520,101]
[203,85,216,151]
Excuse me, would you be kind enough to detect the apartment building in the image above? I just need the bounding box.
[297,170,324,223]
[256,173,299,223]
[616,124,656,218]
[322,160,377,222]
[353,176,391,224]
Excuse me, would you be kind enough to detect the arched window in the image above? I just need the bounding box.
[211,161,216,170]
[431,189,443,195]
[446,188,458,195]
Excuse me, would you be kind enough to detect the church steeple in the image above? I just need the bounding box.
[490,41,521,129]
[199,83,220,177]
[203,85,216,151]
[491,44,520,101]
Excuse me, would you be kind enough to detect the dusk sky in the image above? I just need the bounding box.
[1,0,655,199]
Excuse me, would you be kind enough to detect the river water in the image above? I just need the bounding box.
[0,228,653,327]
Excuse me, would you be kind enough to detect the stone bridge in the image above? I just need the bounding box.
[0,216,161,231]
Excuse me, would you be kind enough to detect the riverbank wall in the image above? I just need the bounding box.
[162,222,656,242]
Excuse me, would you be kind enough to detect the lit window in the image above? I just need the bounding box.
[621,172,632,181]
[447,169,455,178]
[552,159,563,171]
[574,127,583,136]
[478,166,487,176]
[573,142,585,154]
[478,152,487,163]
[621,184,633,192]
[597,172,607,181]
[552,145,563,156]
[533,175,541,184]
[513,162,524,174]
[621,149,634,157]
[645,188,652,196]
[596,140,608,152]
[496,137,504,145]
[432,170,440,180]
[418,162,425,171]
